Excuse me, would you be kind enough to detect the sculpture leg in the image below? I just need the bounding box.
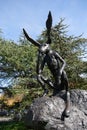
[37,75,49,96]
[62,71,70,117]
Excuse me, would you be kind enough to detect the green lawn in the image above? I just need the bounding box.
[0,121,33,130]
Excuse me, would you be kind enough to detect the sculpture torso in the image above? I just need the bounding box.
[44,50,60,76]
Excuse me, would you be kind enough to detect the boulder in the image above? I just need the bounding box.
[24,89,87,130]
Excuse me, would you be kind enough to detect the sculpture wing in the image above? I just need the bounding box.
[23,28,40,47]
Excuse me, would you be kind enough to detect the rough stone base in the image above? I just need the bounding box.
[24,90,87,130]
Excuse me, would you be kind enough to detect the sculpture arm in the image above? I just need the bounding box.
[55,51,66,74]
[36,51,41,74]
[40,56,46,74]
[36,51,46,74]
[36,53,50,95]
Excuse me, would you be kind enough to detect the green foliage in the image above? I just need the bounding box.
[38,18,87,89]
[0,18,87,90]
[0,39,37,78]
[0,121,28,130]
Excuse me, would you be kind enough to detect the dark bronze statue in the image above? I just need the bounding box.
[23,11,70,117]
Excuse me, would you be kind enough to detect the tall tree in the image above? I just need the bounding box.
[38,18,87,88]
[0,19,87,89]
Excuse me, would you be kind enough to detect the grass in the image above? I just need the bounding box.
[0,121,33,130]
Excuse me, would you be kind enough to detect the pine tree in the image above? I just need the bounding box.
[38,18,87,88]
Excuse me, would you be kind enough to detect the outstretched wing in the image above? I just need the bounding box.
[23,28,40,47]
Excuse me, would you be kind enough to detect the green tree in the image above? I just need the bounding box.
[38,19,87,88]
[0,19,87,89]
[0,36,37,79]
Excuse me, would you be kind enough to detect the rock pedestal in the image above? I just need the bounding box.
[24,90,87,130]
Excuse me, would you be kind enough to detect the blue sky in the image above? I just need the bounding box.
[0,0,87,43]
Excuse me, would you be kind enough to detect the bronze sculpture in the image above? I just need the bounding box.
[23,11,70,117]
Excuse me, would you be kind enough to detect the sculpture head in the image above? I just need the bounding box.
[39,43,50,54]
